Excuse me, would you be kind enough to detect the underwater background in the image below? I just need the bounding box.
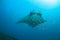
[0,0,60,40]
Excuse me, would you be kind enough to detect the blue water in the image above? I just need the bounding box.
[0,0,60,40]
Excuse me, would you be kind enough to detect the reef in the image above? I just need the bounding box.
[0,32,18,40]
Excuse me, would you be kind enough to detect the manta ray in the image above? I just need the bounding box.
[17,10,46,27]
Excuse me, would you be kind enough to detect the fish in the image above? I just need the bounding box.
[17,10,46,27]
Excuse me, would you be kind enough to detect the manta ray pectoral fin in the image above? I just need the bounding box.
[16,20,23,24]
[42,19,47,23]
[17,15,31,24]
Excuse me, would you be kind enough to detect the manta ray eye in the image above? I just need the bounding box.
[30,12,34,16]
[37,13,42,16]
